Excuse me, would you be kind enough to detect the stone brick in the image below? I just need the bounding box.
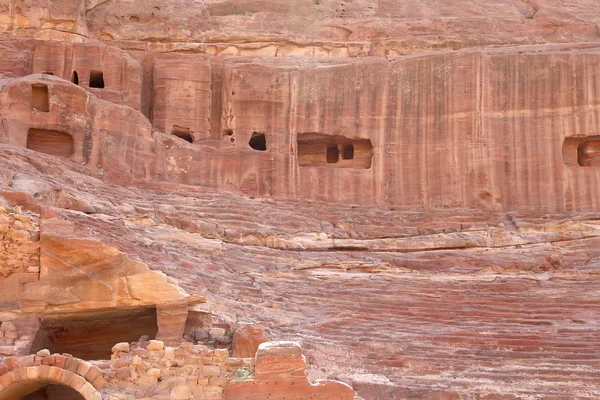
[115,367,131,379]
[92,376,107,390]
[69,374,87,391]
[147,340,164,351]
[64,357,81,373]
[84,365,103,382]
[54,355,67,368]
[204,385,223,399]
[0,347,16,356]
[4,357,19,371]
[76,361,92,377]
[26,366,39,379]
[36,349,50,357]
[42,355,55,365]
[112,342,130,353]
[47,366,65,382]
[170,385,190,400]
[0,371,14,388]
[202,365,221,377]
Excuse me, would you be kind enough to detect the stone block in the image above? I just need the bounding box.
[170,385,191,400]
[115,367,132,379]
[0,346,15,356]
[0,322,16,332]
[147,340,164,351]
[84,365,103,382]
[202,365,221,377]
[112,342,130,353]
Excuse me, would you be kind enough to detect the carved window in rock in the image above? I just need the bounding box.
[71,71,79,85]
[563,136,600,167]
[171,125,194,143]
[249,132,267,151]
[326,144,339,163]
[30,307,158,360]
[27,129,73,158]
[89,70,105,88]
[297,133,373,169]
[31,84,49,112]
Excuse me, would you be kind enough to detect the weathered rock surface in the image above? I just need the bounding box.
[2,146,600,398]
[2,0,600,56]
[1,1,600,399]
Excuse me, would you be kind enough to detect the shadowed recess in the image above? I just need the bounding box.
[249,132,267,151]
[26,129,73,159]
[298,133,373,169]
[20,384,85,400]
[89,70,105,88]
[29,307,158,360]
[31,84,49,112]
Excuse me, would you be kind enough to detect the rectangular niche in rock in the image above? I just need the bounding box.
[31,84,49,112]
[297,133,373,169]
[563,136,600,167]
[30,307,158,360]
[89,69,105,88]
[26,128,74,159]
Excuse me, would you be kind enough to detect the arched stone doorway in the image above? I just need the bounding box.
[0,367,101,400]
[21,383,84,399]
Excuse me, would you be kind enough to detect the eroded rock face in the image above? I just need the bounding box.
[0,73,165,182]
[0,1,600,399]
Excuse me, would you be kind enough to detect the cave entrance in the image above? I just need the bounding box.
[563,136,600,167]
[71,71,79,85]
[20,383,85,400]
[326,144,339,163]
[26,129,73,159]
[89,70,105,88]
[30,306,158,360]
[297,133,373,169]
[249,132,267,151]
[31,84,49,112]
[171,125,194,143]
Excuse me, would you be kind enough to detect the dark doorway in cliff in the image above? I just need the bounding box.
[30,306,158,360]
[71,71,79,85]
[249,132,267,151]
[21,384,85,400]
[89,70,105,88]
[172,125,193,143]
[31,84,49,112]
[327,144,339,163]
[342,144,354,160]
[297,133,373,169]
[26,129,73,159]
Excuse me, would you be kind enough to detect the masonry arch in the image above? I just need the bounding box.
[0,366,101,400]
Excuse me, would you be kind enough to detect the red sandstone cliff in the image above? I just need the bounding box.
[0,1,600,399]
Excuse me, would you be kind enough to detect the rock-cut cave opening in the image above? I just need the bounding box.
[29,307,158,360]
[171,125,194,143]
[327,144,339,163]
[249,132,267,151]
[89,70,105,89]
[71,71,79,85]
[297,133,373,169]
[26,129,73,159]
[31,84,49,112]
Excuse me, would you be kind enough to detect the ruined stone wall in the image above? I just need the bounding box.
[0,339,356,399]
[0,207,39,278]
[105,339,246,399]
